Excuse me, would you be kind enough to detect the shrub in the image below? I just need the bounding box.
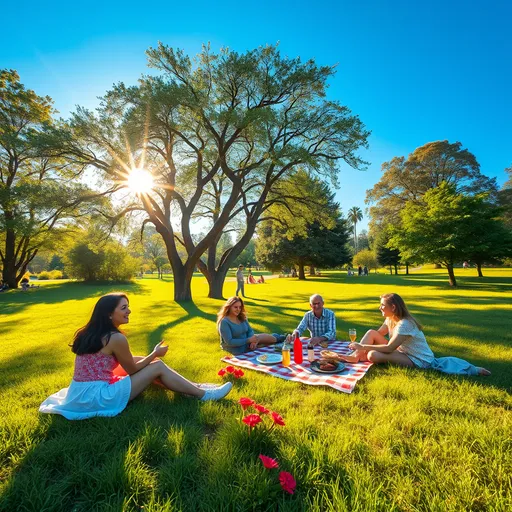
[37,271,51,280]
[49,270,63,279]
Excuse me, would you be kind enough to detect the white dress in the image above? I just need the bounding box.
[387,318,435,368]
[39,352,131,420]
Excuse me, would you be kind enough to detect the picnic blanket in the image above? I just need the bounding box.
[221,341,372,394]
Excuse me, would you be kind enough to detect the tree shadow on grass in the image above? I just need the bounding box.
[0,281,148,317]
[0,394,213,511]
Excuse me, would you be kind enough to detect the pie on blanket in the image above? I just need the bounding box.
[320,350,339,360]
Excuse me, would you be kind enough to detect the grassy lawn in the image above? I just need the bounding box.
[1,269,511,511]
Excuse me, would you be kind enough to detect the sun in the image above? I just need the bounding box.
[127,168,154,193]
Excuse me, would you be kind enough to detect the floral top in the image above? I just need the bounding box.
[73,352,121,383]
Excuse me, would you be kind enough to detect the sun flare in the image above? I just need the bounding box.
[127,168,154,193]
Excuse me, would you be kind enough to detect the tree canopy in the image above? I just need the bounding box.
[366,140,497,235]
[65,44,369,301]
[0,70,107,287]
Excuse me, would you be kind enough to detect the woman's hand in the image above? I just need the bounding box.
[349,342,364,351]
[153,340,168,358]
[248,334,259,350]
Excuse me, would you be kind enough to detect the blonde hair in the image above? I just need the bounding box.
[217,296,247,327]
[380,293,423,331]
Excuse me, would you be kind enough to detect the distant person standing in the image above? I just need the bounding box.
[363,266,368,276]
[358,265,362,277]
[236,265,246,297]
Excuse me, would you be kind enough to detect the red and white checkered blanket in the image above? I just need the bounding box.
[221,341,372,394]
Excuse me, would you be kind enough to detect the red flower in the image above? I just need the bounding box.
[218,368,227,376]
[254,404,269,415]
[271,411,286,426]
[259,454,279,469]
[238,397,255,410]
[279,471,296,494]
[233,368,244,378]
[242,414,262,428]
[225,366,235,374]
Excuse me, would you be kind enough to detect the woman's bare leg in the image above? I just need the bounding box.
[129,360,205,401]
[338,329,389,363]
[255,334,277,347]
[367,350,415,367]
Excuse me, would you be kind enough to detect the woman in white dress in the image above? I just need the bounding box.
[40,293,232,420]
[338,293,491,375]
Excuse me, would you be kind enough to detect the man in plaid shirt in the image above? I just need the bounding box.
[292,294,337,346]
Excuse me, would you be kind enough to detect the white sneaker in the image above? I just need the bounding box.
[200,382,233,401]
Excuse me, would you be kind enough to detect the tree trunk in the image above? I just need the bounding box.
[389,265,392,275]
[298,262,306,280]
[172,265,195,302]
[309,265,315,276]
[394,264,398,275]
[476,262,483,277]
[405,262,409,275]
[446,264,457,287]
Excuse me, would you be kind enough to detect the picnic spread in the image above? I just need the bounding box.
[221,341,373,394]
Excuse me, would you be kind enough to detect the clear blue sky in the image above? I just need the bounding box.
[2,0,511,231]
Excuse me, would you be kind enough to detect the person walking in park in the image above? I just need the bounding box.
[236,264,246,297]
[39,293,232,420]
[338,293,491,376]
[217,296,284,354]
[292,294,337,346]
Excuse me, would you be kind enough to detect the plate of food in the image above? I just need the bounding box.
[309,360,346,374]
[257,353,283,365]
[320,350,340,360]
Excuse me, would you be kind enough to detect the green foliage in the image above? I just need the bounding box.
[65,238,139,282]
[37,270,63,280]
[352,249,378,270]
[0,69,109,288]
[375,230,401,274]
[388,182,511,285]
[366,140,497,235]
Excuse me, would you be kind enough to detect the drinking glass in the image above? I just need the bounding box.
[349,329,357,343]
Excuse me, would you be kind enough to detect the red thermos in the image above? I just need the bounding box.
[293,334,303,364]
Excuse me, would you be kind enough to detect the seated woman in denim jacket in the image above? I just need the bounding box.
[217,297,283,355]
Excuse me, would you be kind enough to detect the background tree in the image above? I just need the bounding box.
[348,206,363,252]
[388,182,500,286]
[232,239,257,268]
[375,229,401,274]
[353,249,378,273]
[498,165,512,228]
[67,44,369,301]
[366,140,497,235]
[0,70,109,288]
[256,217,351,279]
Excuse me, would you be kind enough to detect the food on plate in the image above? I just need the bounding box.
[259,354,268,362]
[320,350,339,359]
[319,362,337,371]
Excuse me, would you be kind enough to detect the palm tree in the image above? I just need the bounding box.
[348,206,363,252]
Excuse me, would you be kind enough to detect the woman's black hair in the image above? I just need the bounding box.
[71,293,128,355]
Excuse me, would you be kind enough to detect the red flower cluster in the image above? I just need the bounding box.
[259,455,296,495]
[238,397,286,436]
[218,365,244,379]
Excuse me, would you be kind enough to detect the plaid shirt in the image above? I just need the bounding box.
[296,308,336,340]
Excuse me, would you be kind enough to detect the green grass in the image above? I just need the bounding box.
[1,269,511,511]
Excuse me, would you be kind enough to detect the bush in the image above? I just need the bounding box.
[37,271,51,280]
[65,241,140,282]
[49,270,63,279]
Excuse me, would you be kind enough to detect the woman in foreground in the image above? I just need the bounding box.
[40,293,232,420]
[217,296,284,355]
[339,293,491,376]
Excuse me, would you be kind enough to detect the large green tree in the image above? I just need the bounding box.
[66,44,369,301]
[0,70,109,288]
[366,140,497,234]
[388,182,507,286]
[256,176,351,279]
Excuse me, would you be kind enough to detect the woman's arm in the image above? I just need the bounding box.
[377,322,389,336]
[352,333,412,353]
[107,333,165,375]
